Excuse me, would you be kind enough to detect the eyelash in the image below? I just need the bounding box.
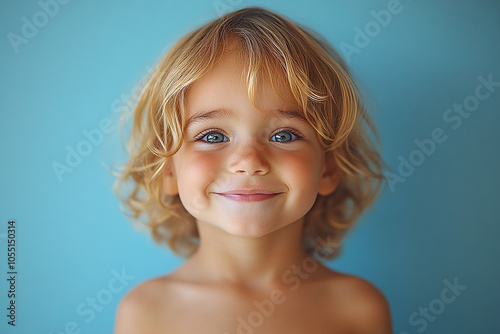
[194,128,303,143]
[194,128,228,142]
[271,128,303,142]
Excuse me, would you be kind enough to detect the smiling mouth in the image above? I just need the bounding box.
[214,190,283,202]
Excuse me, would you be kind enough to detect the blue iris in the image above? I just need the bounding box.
[203,132,229,143]
[271,131,294,143]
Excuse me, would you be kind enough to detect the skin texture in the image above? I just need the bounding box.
[114,51,392,334]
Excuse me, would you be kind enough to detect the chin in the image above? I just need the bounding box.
[216,220,291,238]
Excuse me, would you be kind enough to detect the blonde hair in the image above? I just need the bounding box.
[115,7,387,259]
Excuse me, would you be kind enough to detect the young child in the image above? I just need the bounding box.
[114,7,391,334]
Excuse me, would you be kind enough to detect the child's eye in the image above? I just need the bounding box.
[195,129,229,143]
[270,129,303,143]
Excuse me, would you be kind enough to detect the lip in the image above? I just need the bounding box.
[214,189,283,202]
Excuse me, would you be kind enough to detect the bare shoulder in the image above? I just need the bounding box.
[114,276,173,334]
[321,269,393,334]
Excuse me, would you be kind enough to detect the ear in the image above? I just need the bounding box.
[162,159,178,195]
[318,152,341,196]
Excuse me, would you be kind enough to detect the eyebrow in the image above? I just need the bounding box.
[185,109,233,128]
[185,108,308,128]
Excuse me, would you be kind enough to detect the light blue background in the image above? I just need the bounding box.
[1,0,499,333]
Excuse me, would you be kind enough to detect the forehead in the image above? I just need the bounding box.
[185,50,299,117]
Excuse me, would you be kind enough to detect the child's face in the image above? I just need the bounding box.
[164,51,337,237]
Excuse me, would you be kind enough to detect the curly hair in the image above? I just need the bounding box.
[115,7,387,259]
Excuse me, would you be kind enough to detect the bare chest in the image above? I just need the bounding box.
[150,285,352,334]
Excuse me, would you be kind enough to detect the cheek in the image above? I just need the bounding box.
[174,151,220,210]
[279,149,324,193]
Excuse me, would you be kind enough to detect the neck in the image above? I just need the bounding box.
[180,219,309,288]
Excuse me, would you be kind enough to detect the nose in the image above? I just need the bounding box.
[228,142,270,176]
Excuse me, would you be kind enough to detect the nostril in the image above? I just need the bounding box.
[229,154,270,175]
